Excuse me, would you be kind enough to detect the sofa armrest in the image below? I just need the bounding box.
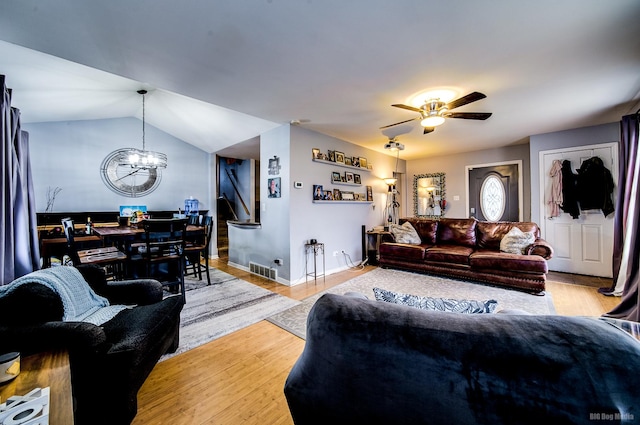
[0,321,108,355]
[526,238,554,260]
[102,279,164,305]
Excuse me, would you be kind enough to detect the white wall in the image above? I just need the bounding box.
[529,122,619,225]
[24,117,212,213]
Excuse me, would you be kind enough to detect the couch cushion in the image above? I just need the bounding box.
[437,218,477,247]
[476,221,540,250]
[373,287,498,313]
[470,251,548,274]
[379,243,426,261]
[500,227,536,254]
[401,218,438,244]
[424,245,474,265]
[389,221,421,244]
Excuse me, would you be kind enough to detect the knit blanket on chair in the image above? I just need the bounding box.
[0,266,128,326]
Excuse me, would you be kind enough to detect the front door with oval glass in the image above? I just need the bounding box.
[468,163,520,222]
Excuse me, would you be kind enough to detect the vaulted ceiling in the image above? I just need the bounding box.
[1,1,639,160]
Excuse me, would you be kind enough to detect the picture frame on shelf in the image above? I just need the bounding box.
[341,191,355,201]
[312,148,320,160]
[328,150,336,162]
[345,172,354,183]
[331,171,342,183]
[359,157,368,169]
[335,151,345,164]
[366,185,373,201]
[313,184,324,200]
[352,157,360,167]
[333,189,342,200]
[354,174,361,184]
[325,191,333,200]
[345,157,353,166]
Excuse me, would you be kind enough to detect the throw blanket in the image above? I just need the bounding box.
[0,267,128,326]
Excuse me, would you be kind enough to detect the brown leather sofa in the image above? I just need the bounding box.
[378,217,554,293]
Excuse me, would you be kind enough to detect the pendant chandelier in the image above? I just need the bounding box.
[122,89,168,169]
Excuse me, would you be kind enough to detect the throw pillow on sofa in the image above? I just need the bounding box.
[373,287,498,314]
[389,221,421,244]
[500,227,535,254]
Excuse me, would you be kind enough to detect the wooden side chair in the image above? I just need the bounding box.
[61,218,127,280]
[184,215,213,285]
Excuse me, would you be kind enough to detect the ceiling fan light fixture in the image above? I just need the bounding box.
[420,115,445,127]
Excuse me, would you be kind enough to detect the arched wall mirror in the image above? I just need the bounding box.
[413,172,446,218]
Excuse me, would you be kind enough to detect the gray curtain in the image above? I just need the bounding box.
[602,112,640,321]
[1,75,40,286]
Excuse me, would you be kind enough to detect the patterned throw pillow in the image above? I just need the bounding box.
[389,221,421,245]
[373,287,498,314]
[500,227,535,255]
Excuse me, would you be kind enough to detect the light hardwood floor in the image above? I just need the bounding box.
[132,259,622,425]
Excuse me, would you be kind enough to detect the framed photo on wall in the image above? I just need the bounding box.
[333,189,341,200]
[335,151,345,164]
[359,157,368,169]
[366,185,373,201]
[331,171,342,183]
[313,184,324,200]
[345,157,353,166]
[312,148,320,160]
[268,177,281,198]
[354,174,361,184]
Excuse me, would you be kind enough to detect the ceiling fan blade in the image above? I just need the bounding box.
[379,117,419,129]
[446,92,486,110]
[391,103,423,113]
[423,127,435,134]
[445,112,492,120]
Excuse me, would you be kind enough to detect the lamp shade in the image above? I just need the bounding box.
[421,115,445,127]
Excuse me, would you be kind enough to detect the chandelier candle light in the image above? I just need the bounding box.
[123,90,168,169]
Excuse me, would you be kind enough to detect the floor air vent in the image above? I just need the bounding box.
[249,262,278,281]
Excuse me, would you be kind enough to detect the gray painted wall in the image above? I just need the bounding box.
[227,124,408,285]
[407,144,531,220]
[529,122,619,225]
[24,117,212,214]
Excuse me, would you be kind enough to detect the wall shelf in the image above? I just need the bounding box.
[313,201,372,204]
[313,158,371,172]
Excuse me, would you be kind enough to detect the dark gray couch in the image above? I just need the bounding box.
[0,265,184,425]
[284,293,640,425]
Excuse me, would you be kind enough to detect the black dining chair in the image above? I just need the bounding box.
[184,215,213,285]
[130,218,188,301]
[61,218,127,280]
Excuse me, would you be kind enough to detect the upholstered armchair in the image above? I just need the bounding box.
[0,265,184,425]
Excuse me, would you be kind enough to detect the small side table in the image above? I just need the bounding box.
[366,230,392,265]
[0,349,74,425]
[304,242,325,282]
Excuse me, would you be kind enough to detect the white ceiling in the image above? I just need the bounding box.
[0,0,639,160]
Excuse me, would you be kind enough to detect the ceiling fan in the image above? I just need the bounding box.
[380,92,492,134]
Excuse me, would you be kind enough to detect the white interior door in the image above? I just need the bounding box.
[539,143,617,277]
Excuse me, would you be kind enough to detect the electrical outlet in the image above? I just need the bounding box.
[274,258,284,266]
[333,251,339,257]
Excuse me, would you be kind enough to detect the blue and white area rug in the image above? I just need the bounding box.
[161,268,300,360]
[267,268,556,339]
